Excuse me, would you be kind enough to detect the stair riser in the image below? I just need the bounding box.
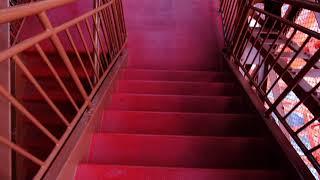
[18,52,95,78]
[77,165,287,180]
[89,134,279,169]
[110,94,249,113]
[101,111,262,136]
[117,81,240,96]
[119,70,234,82]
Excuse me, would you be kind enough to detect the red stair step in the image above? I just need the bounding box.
[89,133,279,169]
[119,69,234,82]
[19,102,77,125]
[76,164,288,180]
[20,52,95,79]
[101,111,263,136]
[30,65,94,79]
[109,93,249,113]
[117,80,240,96]
[20,87,85,103]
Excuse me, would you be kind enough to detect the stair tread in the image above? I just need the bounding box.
[21,89,84,102]
[76,164,288,180]
[109,93,249,113]
[112,93,242,98]
[117,80,240,96]
[101,110,263,136]
[118,80,235,84]
[89,133,280,169]
[122,68,230,73]
[24,61,94,79]
[104,110,255,116]
[120,68,234,82]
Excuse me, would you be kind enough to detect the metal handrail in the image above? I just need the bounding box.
[282,0,320,12]
[0,0,127,178]
[0,0,75,23]
[220,0,320,178]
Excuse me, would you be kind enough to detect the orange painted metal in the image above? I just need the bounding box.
[0,0,127,178]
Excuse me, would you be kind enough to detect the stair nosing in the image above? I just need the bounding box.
[104,110,256,117]
[118,79,235,85]
[112,93,242,98]
[93,132,266,141]
[121,69,231,74]
[78,164,285,174]
[105,109,251,115]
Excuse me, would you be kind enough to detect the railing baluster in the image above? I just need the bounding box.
[258,29,297,88]
[220,0,226,13]
[222,0,231,19]
[226,0,247,44]
[283,81,320,121]
[93,12,111,60]
[224,0,237,42]
[243,16,270,66]
[238,12,262,64]
[266,48,320,115]
[115,0,126,39]
[87,17,108,68]
[106,6,121,51]
[0,136,44,166]
[38,12,90,103]
[83,19,105,71]
[75,23,101,78]
[251,21,284,80]
[65,28,95,89]
[35,44,80,111]
[222,0,229,23]
[0,84,58,143]
[309,144,320,154]
[231,1,255,57]
[295,116,320,135]
[97,11,112,61]
[101,8,117,56]
[233,9,256,58]
[13,55,70,126]
[264,36,311,97]
[110,1,124,44]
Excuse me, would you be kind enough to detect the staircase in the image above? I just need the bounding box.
[1,0,317,178]
[75,68,298,179]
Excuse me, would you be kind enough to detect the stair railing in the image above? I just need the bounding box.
[0,0,127,178]
[9,0,36,45]
[220,0,320,177]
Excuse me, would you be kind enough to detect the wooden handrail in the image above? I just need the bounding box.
[0,0,75,24]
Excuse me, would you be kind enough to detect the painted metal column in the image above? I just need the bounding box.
[0,0,11,179]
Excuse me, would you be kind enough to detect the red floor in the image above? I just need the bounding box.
[124,0,224,70]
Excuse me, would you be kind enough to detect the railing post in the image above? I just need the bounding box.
[37,11,90,104]
[0,1,11,179]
